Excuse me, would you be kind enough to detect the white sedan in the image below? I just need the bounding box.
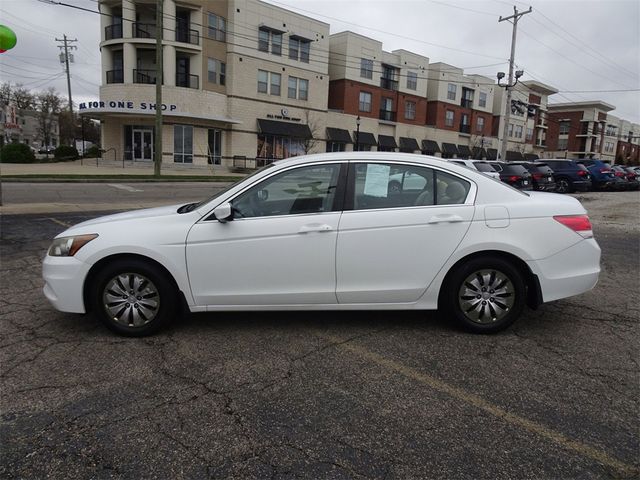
[43,152,601,336]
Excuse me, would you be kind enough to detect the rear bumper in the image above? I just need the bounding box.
[572,180,592,192]
[42,255,90,313]
[528,238,601,303]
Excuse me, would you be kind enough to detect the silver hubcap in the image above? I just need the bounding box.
[458,269,515,324]
[102,273,160,327]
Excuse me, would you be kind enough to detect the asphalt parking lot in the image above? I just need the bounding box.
[1,188,638,479]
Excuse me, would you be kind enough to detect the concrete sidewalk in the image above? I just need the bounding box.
[0,159,242,178]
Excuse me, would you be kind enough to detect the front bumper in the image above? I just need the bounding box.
[528,238,601,303]
[42,255,91,313]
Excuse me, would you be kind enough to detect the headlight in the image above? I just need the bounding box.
[48,234,98,257]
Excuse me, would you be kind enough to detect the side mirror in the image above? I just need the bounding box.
[213,202,233,223]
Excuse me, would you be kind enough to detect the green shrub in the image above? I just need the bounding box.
[83,145,101,158]
[54,145,79,161]
[0,143,36,163]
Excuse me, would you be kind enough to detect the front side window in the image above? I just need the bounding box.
[232,164,341,218]
[359,91,372,112]
[405,101,416,120]
[360,58,373,79]
[447,83,457,100]
[208,13,226,42]
[407,71,417,90]
[351,163,471,211]
[174,125,193,163]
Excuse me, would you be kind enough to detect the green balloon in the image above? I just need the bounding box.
[0,25,17,51]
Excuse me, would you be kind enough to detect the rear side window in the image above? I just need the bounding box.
[351,162,471,210]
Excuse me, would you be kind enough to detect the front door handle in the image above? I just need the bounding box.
[428,214,464,224]
[298,223,333,234]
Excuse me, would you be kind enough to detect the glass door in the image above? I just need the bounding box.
[132,128,153,161]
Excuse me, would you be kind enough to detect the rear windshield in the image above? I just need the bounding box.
[531,164,554,174]
[473,162,496,172]
[500,164,530,175]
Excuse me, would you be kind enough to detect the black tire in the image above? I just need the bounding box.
[91,258,178,336]
[555,178,572,194]
[443,256,526,333]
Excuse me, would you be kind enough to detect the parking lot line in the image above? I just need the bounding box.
[47,217,72,228]
[316,332,638,477]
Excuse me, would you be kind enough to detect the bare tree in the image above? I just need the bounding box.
[0,82,11,105]
[37,88,63,148]
[303,110,322,154]
[13,84,36,110]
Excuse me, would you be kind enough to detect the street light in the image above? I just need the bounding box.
[355,115,361,151]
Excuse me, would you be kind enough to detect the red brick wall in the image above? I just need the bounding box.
[547,110,584,151]
[426,101,492,136]
[529,94,541,105]
[328,79,427,125]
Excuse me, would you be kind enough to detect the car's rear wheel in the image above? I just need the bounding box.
[91,259,178,336]
[444,256,526,333]
[555,178,572,194]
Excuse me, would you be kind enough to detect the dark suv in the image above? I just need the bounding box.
[576,159,622,190]
[541,159,592,194]
[488,162,533,190]
[513,162,556,191]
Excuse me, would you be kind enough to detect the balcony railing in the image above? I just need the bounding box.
[133,22,157,39]
[105,23,123,40]
[176,72,199,89]
[134,69,159,84]
[106,69,124,84]
[175,28,199,45]
[380,77,398,91]
[460,99,473,109]
[459,124,471,134]
[379,109,396,122]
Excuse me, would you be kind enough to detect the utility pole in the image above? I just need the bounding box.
[56,35,78,147]
[154,0,163,177]
[498,6,531,161]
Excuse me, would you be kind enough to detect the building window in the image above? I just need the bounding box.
[405,101,416,120]
[207,58,225,85]
[508,123,514,137]
[174,125,193,163]
[257,135,306,160]
[558,138,568,150]
[270,72,281,95]
[559,121,570,135]
[287,77,308,100]
[515,125,523,138]
[381,97,394,121]
[447,83,457,101]
[257,70,268,93]
[258,28,282,55]
[479,92,487,108]
[445,110,454,127]
[407,71,417,90]
[461,88,474,108]
[258,70,280,96]
[289,37,310,63]
[326,142,346,152]
[476,116,485,133]
[360,58,373,79]
[359,91,372,112]
[208,128,222,165]
[207,13,226,42]
[526,127,533,141]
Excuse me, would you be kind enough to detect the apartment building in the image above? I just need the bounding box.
[87,0,328,167]
[426,63,495,159]
[612,117,640,163]
[0,104,59,149]
[492,80,557,160]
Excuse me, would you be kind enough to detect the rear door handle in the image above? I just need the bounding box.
[298,223,333,234]
[428,214,464,224]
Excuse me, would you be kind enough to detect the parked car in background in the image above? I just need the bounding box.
[448,159,502,180]
[611,165,639,190]
[541,159,592,194]
[576,159,622,191]
[488,161,533,190]
[622,167,640,190]
[513,162,556,192]
[38,145,56,154]
[43,152,601,336]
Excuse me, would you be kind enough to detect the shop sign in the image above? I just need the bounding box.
[266,108,301,122]
[79,101,178,111]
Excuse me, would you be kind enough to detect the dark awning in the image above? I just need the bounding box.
[421,140,441,153]
[472,147,487,159]
[399,137,420,151]
[524,153,539,161]
[378,135,398,148]
[441,143,459,155]
[506,150,525,161]
[457,145,472,158]
[258,119,312,138]
[486,148,498,160]
[354,131,377,146]
[326,127,352,143]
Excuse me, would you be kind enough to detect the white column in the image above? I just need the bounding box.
[100,3,112,41]
[101,47,112,85]
[163,0,176,86]
[164,0,176,41]
[122,0,135,38]
[123,43,136,84]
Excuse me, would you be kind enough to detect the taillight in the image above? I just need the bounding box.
[532,173,543,180]
[577,170,588,177]
[600,168,611,173]
[508,175,521,182]
[554,215,593,238]
[614,171,624,177]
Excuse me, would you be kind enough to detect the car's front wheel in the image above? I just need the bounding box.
[91,259,178,336]
[444,256,526,333]
[555,178,572,194]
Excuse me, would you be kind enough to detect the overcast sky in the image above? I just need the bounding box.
[0,0,638,123]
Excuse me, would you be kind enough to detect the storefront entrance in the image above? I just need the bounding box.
[132,128,153,161]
